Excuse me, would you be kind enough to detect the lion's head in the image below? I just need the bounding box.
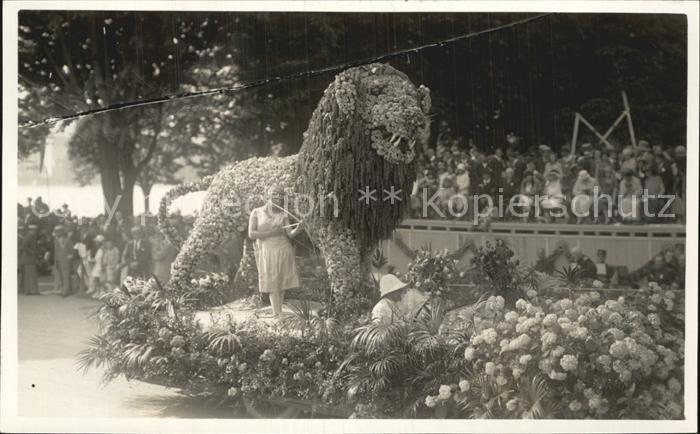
[297,63,430,252]
[333,63,431,164]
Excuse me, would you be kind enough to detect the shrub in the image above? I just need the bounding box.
[404,247,459,298]
[79,273,684,419]
[470,240,534,305]
[427,286,684,419]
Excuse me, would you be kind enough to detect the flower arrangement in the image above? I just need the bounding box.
[183,272,231,309]
[79,247,684,419]
[470,240,529,305]
[428,290,684,419]
[404,247,458,298]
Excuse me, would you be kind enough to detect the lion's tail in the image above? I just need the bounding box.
[157,175,215,249]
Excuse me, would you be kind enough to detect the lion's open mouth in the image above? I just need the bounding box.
[373,127,416,154]
[388,133,416,154]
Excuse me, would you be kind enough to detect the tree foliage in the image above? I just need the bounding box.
[19,12,687,215]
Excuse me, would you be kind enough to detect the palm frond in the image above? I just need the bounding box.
[204,329,241,355]
[280,299,314,333]
[351,321,408,354]
[554,264,582,287]
[121,343,155,372]
[75,335,112,374]
[517,374,558,419]
[368,352,406,379]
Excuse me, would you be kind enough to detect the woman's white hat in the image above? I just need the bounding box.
[379,274,408,298]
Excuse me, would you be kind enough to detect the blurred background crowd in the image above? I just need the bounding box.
[409,127,687,224]
[17,201,243,298]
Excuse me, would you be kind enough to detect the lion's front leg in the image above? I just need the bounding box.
[316,226,368,311]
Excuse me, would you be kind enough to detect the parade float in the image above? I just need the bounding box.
[79,64,685,419]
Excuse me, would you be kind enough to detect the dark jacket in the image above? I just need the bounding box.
[121,238,152,278]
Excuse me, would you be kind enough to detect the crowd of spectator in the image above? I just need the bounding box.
[532,242,686,289]
[409,130,687,225]
[18,185,687,298]
[16,198,194,298]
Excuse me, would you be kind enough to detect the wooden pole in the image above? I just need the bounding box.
[577,114,615,150]
[571,113,580,156]
[621,91,637,148]
[601,110,628,145]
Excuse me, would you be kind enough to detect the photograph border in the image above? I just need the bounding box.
[2,1,698,432]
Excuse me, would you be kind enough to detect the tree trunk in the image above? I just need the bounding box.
[120,176,135,219]
[98,125,124,217]
[142,183,153,214]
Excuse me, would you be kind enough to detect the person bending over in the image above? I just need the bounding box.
[372,274,429,323]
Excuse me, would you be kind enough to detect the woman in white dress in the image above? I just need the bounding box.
[248,185,304,318]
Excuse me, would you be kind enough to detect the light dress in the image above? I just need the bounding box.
[251,207,300,293]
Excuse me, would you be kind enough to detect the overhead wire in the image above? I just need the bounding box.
[19,12,553,129]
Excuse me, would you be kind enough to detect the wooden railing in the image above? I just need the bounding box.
[384,219,685,273]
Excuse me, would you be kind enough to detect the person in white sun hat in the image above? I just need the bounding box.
[371,274,428,323]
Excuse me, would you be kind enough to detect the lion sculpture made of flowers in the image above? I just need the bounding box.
[158,63,431,305]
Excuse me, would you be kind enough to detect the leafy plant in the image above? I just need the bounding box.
[470,240,526,306]
[404,247,459,298]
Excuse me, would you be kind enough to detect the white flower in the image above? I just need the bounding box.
[519,354,533,365]
[464,346,476,360]
[647,313,661,327]
[542,313,558,327]
[506,399,519,411]
[551,346,565,358]
[484,362,497,376]
[549,370,567,381]
[504,334,531,352]
[481,328,498,345]
[227,387,238,397]
[504,311,519,323]
[541,331,557,348]
[458,380,470,392]
[424,395,437,408]
[438,385,452,400]
[568,400,583,411]
[560,354,578,372]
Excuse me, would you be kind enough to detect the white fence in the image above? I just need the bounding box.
[383,220,686,274]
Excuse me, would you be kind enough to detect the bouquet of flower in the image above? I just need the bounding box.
[404,247,458,297]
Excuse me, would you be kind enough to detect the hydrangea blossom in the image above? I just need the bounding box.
[560,354,578,371]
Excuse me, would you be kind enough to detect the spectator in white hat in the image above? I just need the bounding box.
[371,274,428,323]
